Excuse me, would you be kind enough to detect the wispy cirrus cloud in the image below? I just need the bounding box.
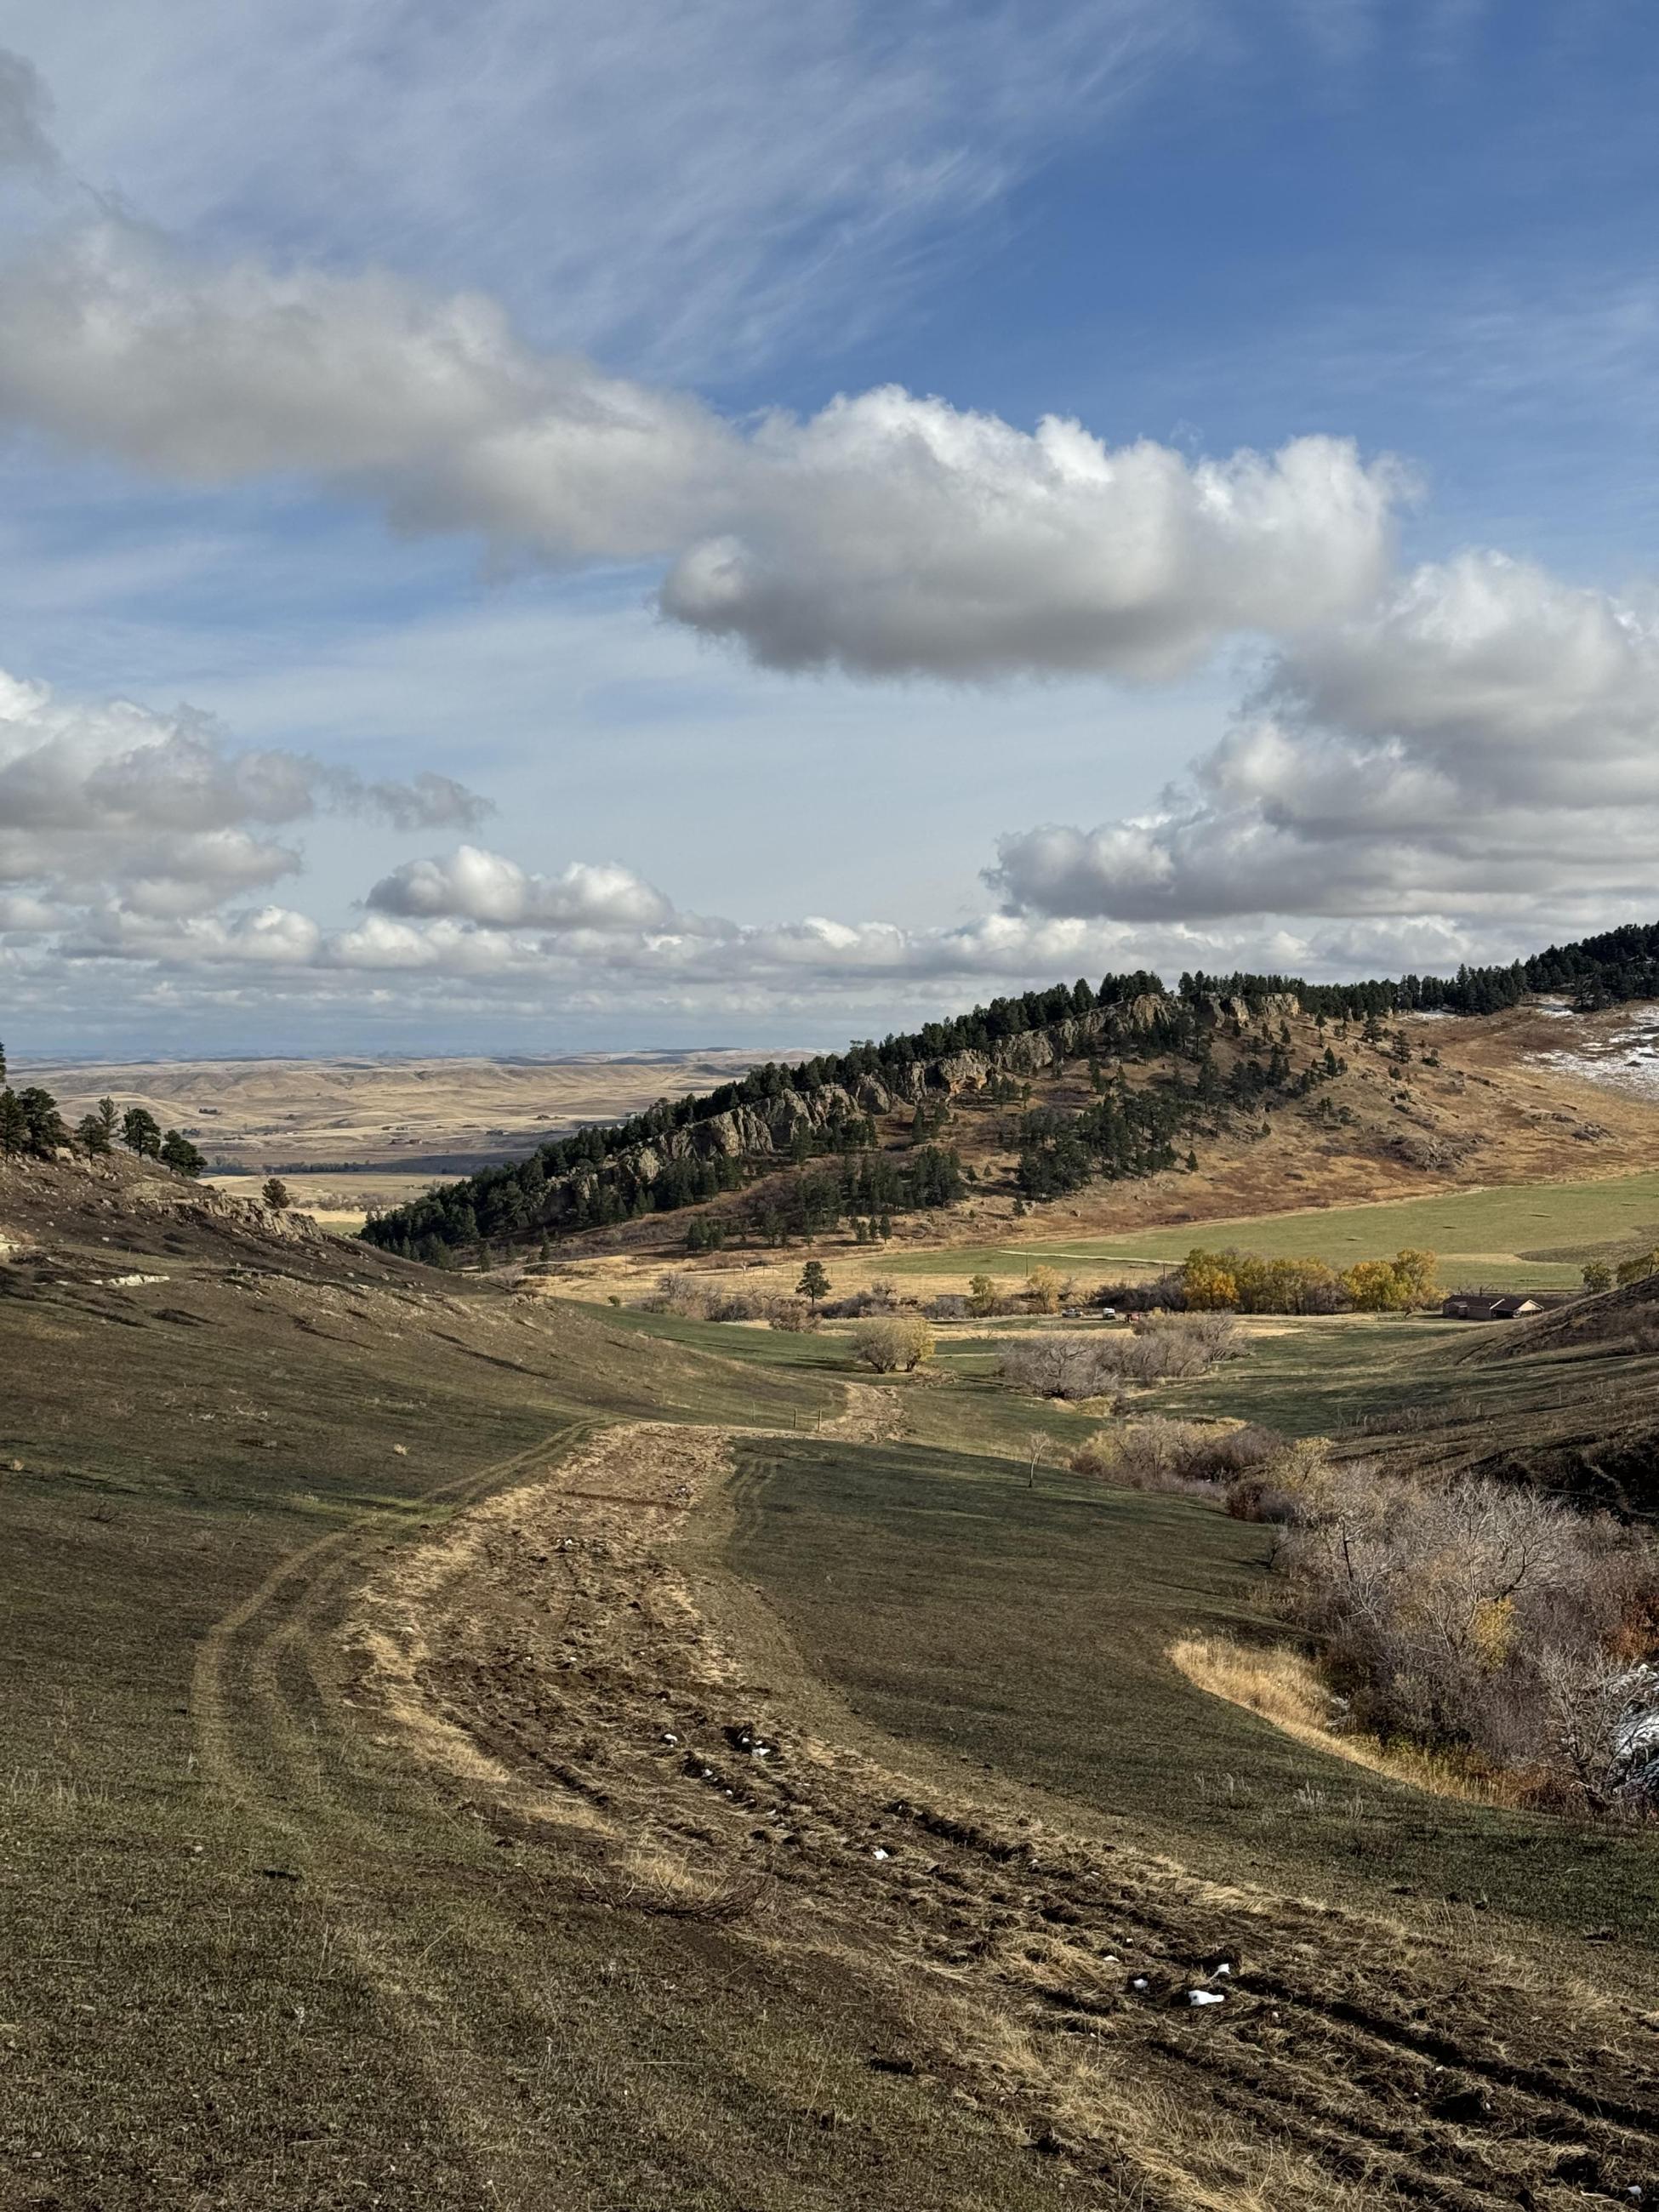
[0,46,57,180]
[0,3,1211,379]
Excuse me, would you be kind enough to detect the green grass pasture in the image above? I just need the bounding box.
[726,1434,1659,1945]
[880,1168,1659,1291]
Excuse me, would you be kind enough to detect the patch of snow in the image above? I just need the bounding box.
[1188,1989,1226,2007]
[870,1846,890,1861]
[1531,1012,1659,1101]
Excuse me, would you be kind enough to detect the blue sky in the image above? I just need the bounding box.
[3,1,1658,1053]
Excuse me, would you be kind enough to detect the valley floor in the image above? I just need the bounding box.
[8,1146,1659,2208]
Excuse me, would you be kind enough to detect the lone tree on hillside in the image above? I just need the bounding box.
[160,1130,206,1178]
[262,1177,293,1212]
[0,1090,26,1157]
[1582,1260,1613,1295]
[122,1106,162,1159]
[796,1259,830,1310]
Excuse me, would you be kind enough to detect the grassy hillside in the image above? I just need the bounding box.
[2,1155,935,2212]
[723,1434,1659,1941]
[362,948,1659,1283]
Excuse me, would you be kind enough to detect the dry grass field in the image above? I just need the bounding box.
[550,1165,1659,1315]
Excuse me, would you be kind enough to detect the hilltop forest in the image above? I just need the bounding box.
[360,921,1659,1267]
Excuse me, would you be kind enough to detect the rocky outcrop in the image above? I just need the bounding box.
[553,1001,1188,1200]
[1202,992,1301,1026]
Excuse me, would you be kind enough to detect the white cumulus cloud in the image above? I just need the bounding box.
[0,217,1403,682]
[993,552,1659,927]
[366,846,674,931]
[0,659,489,936]
[660,398,1400,678]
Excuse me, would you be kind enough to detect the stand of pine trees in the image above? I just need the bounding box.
[0,1040,204,1176]
[359,920,1659,1267]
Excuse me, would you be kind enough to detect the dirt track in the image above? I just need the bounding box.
[348,1417,1659,2210]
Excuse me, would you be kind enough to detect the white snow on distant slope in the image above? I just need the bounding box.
[1531,1012,1659,1102]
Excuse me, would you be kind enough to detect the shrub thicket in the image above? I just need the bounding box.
[1071,1418,1281,1492]
[852,1316,935,1372]
[1274,1457,1659,1812]
[1180,1246,1438,1314]
[1000,1314,1240,1398]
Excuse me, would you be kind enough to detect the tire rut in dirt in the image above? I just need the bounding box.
[350,1421,1659,2209]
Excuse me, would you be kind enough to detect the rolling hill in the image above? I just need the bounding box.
[361,933,1659,1284]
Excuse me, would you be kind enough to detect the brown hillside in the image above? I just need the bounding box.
[549,999,1659,1274]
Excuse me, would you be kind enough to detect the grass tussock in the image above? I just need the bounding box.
[0,1765,111,1819]
[592,1844,772,1922]
[1169,1634,1531,1809]
[909,1981,1376,2212]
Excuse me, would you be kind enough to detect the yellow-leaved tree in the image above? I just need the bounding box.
[1343,1248,1439,1312]
[1180,1249,1240,1311]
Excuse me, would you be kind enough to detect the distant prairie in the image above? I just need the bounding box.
[16,1049,808,1227]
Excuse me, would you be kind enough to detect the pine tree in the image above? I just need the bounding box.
[18,1087,68,1156]
[160,1130,206,1177]
[0,1089,26,1156]
[122,1106,162,1159]
[796,1260,830,1308]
